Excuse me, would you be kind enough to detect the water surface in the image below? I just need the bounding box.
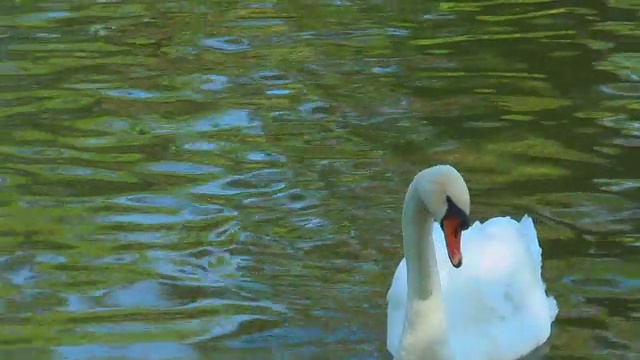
[0,0,639,359]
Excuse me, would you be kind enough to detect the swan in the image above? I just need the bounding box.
[386,164,558,360]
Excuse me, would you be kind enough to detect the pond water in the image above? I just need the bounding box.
[0,0,638,359]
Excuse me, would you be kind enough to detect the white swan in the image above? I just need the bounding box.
[386,165,558,360]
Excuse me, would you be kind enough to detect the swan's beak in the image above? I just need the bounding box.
[442,218,463,268]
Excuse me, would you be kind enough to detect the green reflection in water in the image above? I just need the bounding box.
[0,0,638,359]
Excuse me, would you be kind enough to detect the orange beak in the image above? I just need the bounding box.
[442,217,463,268]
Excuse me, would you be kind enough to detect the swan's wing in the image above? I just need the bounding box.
[519,215,542,268]
[518,215,559,323]
[443,216,558,360]
[517,215,559,323]
[386,258,407,357]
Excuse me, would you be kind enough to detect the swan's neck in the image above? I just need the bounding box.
[402,182,441,302]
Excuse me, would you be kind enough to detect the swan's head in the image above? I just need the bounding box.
[414,164,470,268]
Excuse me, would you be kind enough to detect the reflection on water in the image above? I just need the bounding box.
[0,0,638,359]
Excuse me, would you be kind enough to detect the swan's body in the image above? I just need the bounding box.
[386,165,557,360]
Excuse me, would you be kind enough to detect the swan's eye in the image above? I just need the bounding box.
[461,219,470,231]
[444,196,470,230]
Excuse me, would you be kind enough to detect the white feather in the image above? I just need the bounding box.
[387,215,558,360]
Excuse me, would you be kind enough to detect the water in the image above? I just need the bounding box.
[0,0,638,359]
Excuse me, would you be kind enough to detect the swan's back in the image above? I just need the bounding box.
[386,216,557,360]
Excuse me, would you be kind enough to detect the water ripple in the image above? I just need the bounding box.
[103,89,162,99]
[186,109,262,133]
[54,342,198,360]
[110,194,191,209]
[13,11,73,26]
[191,169,290,196]
[244,151,286,163]
[0,0,638,358]
[142,161,223,176]
[596,114,640,137]
[200,74,230,91]
[148,251,236,288]
[201,36,251,52]
[103,280,175,309]
[525,192,640,233]
[600,83,640,97]
[243,189,320,210]
[101,202,237,226]
[250,71,292,85]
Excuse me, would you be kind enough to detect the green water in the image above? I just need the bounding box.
[0,0,638,359]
